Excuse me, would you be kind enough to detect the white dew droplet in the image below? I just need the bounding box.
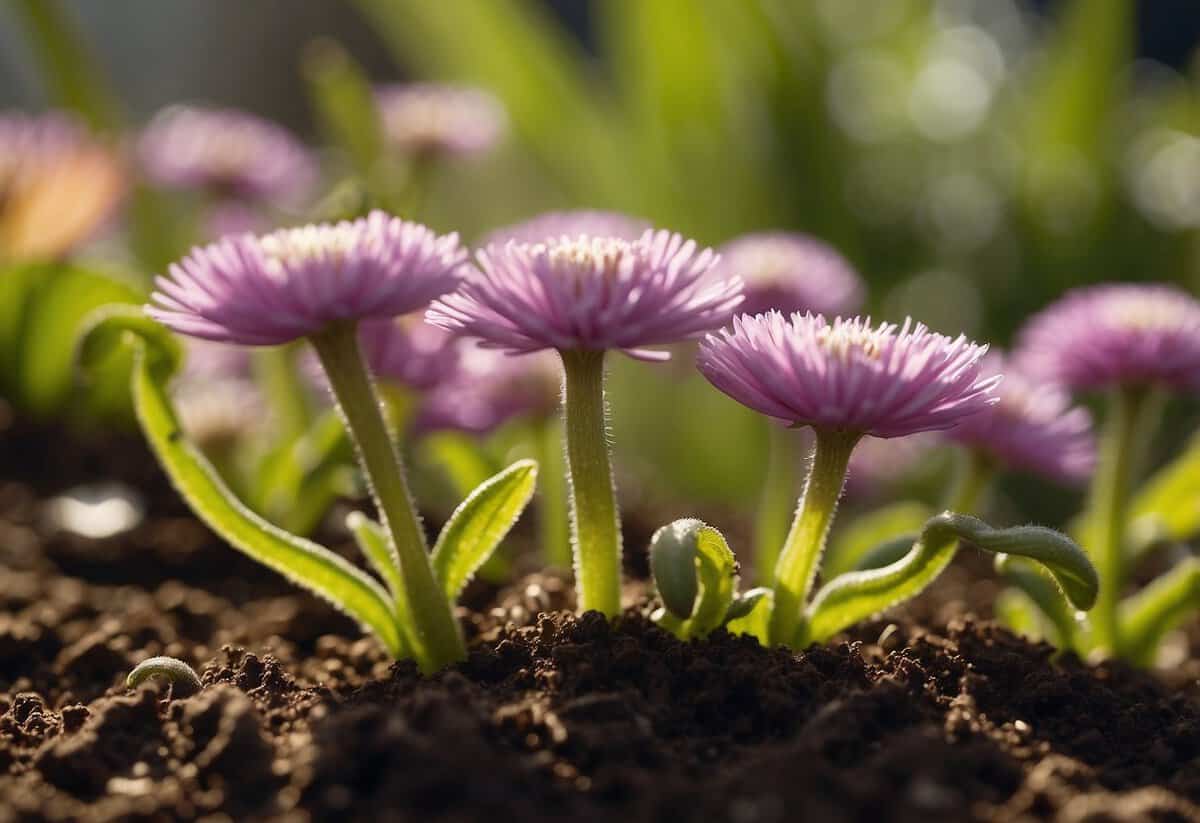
[44,483,145,539]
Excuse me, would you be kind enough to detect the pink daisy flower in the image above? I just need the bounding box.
[427,230,743,360]
[148,211,470,346]
[697,312,998,437]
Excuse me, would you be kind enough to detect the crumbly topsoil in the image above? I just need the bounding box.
[3,421,1200,823]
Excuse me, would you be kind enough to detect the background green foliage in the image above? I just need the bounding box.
[6,0,1200,546]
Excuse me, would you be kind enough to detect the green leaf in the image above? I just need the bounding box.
[345,511,403,602]
[353,0,628,204]
[994,589,1058,645]
[805,512,1098,644]
[1127,428,1200,552]
[431,459,538,602]
[303,39,386,181]
[1119,557,1200,667]
[648,518,739,639]
[852,535,922,573]
[725,587,772,644]
[726,586,770,622]
[994,555,1081,648]
[13,263,141,417]
[8,0,122,132]
[77,308,404,657]
[258,410,352,536]
[423,432,500,501]
[825,501,933,578]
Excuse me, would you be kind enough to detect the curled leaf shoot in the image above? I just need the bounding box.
[127,656,202,696]
[806,512,1098,645]
[431,458,538,602]
[649,518,750,639]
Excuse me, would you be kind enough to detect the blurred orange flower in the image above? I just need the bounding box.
[0,113,125,262]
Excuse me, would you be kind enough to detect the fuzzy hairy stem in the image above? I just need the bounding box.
[1088,387,1152,655]
[311,322,464,671]
[768,428,860,647]
[560,349,622,617]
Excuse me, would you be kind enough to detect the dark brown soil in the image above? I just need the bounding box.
[3,422,1200,822]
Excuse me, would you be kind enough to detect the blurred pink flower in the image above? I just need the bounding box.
[138,105,316,204]
[416,347,560,435]
[375,84,506,157]
[712,232,864,317]
[1014,284,1200,394]
[947,353,1096,484]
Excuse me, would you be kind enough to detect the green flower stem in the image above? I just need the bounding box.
[948,449,993,515]
[533,416,571,568]
[253,342,313,443]
[769,428,861,647]
[560,349,622,617]
[1089,387,1155,655]
[311,321,464,671]
[754,424,806,586]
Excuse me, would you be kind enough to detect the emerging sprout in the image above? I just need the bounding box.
[649,519,770,640]
[127,656,203,696]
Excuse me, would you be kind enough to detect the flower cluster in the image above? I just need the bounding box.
[121,205,1124,668]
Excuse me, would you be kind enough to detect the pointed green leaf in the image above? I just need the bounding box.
[77,308,404,657]
[9,0,122,132]
[431,458,538,602]
[304,39,384,175]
